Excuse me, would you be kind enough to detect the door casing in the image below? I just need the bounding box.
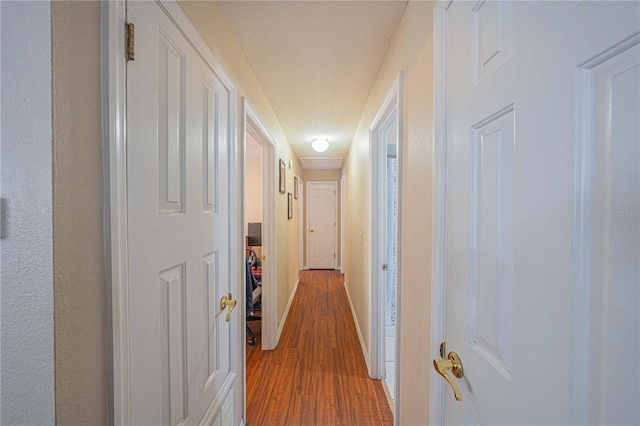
[298,176,305,270]
[241,99,278,351]
[429,3,449,424]
[306,181,338,270]
[369,72,403,423]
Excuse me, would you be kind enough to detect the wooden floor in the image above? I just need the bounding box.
[246,270,393,426]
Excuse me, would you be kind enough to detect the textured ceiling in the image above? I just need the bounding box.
[217,0,408,164]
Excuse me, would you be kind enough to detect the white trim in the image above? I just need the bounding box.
[242,99,278,351]
[277,279,300,339]
[394,73,404,426]
[305,181,338,270]
[381,378,395,418]
[340,173,346,274]
[298,176,305,271]
[105,2,243,423]
[570,59,593,426]
[369,73,403,426]
[430,2,450,425]
[344,282,370,373]
[228,88,242,426]
[103,1,129,423]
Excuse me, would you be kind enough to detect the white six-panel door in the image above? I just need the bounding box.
[308,182,337,269]
[126,2,239,424]
[435,1,639,424]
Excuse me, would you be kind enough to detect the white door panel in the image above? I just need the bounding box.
[127,2,238,424]
[437,1,639,424]
[308,182,337,269]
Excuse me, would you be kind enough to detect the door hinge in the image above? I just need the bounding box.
[126,23,135,61]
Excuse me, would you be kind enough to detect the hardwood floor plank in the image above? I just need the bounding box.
[246,270,393,425]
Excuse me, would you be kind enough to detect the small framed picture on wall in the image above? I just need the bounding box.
[287,192,293,219]
[294,177,299,199]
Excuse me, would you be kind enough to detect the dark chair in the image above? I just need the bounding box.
[245,253,261,345]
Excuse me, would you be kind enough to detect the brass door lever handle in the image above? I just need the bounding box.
[433,346,464,401]
[220,293,237,322]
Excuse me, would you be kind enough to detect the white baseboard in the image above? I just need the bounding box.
[381,379,395,417]
[344,281,370,373]
[277,278,299,341]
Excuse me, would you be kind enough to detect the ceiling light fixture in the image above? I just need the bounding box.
[311,138,329,153]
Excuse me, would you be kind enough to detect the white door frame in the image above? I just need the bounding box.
[306,181,338,270]
[369,72,403,422]
[429,2,448,424]
[103,2,242,422]
[340,173,347,274]
[298,176,305,271]
[241,99,278,351]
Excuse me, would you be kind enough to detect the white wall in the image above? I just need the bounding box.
[0,2,55,424]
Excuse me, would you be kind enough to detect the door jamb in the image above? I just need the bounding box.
[103,1,243,422]
[306,181,338,270]
[430,2,450,424]
[369,72,403,423]
[103,2,129,422]
[340,173,347,274]
[298,176,305,271]
[241,99,278,351]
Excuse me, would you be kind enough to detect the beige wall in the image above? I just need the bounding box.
[301,168,342,268]
[343,1,434,423]
[52,2,107,424]
[302,168,342,182]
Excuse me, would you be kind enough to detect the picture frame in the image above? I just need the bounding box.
[287,192,293,219]
[279,159,286,194]
[294,177,299,199]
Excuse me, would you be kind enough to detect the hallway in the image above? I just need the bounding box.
[246,270,393,425]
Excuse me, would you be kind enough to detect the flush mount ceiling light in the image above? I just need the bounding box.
[311,138,329,153]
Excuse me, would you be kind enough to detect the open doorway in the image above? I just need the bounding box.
[370,73,403,418]
[383,120,398,401]
[245,128,263,348]
[242,100,277,351]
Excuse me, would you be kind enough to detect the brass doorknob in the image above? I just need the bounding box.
[433,343,464,401]
[310,229,315,233]
[220,293,237,322]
